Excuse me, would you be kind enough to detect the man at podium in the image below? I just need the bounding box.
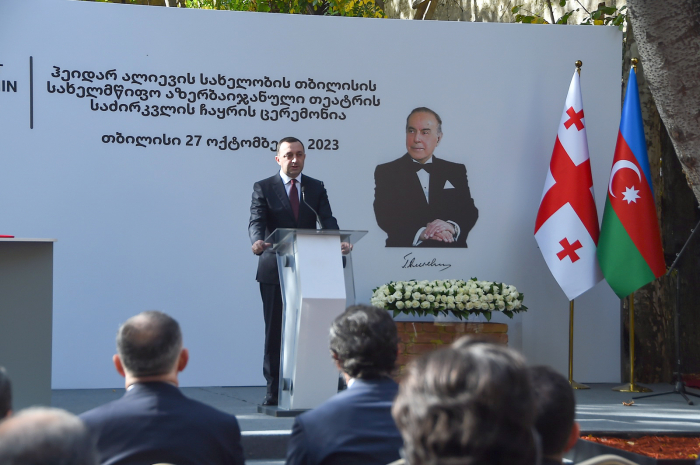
[249,137,348,406]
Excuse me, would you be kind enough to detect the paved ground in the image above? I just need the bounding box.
[51,382,700,463]
[53,383,700,434]
[572,383,700,433]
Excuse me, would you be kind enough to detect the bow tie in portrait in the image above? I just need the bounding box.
[413,163,433,173]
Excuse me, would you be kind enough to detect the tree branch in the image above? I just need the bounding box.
[545,0,555,23]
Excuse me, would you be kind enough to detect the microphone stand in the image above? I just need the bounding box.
[301,185,323,230]
[301,185,348,271]
[633,216,700,405]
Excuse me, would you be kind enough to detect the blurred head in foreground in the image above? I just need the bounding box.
[0,366,12,419]
[0,407,97,465]
[329,304,398,379]
[528,365,579,463]
[392,336,537,465]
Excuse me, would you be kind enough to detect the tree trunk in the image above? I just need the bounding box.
[621,12,700,383]
[626,1,700,203]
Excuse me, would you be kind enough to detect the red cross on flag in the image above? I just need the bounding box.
[534,69,603,300]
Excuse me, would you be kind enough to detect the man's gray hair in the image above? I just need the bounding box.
[406,107,443,135]
[0,366,11,418]
[393,337,536,465]
[116,310,183,377]
[0,407,97,465]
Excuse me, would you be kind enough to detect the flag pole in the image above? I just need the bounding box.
[569,299,589,389]
[535,59,601,386]
[610,58,652,394]
[613,293,652,392]
[568,59,588,391]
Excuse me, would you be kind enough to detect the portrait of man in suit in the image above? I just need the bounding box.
[374,107,478,247]
[249,137,350,406]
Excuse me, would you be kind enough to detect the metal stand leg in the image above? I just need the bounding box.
[613,295,652,393]
[568,300,589,390]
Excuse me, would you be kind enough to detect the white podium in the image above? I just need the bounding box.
[0,238,56,410]
[264,228,366,413]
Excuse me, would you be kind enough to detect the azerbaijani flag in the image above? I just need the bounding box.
[597,67,665,299]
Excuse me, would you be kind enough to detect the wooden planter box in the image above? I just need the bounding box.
[395,321,508,378]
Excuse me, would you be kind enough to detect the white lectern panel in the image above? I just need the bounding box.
[270,229,366,411]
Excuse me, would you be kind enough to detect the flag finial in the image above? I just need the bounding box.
[575,60,582,75]
[631,57,638,71]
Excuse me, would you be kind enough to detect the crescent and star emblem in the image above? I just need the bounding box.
[608,160,641,201]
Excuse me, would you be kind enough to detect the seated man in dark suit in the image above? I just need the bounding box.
[0,366,12,419]
[285,304,403,465]
[374,107,478,247]
[80,311,245,465]
[528,365,580,465]
[0,407,98,465]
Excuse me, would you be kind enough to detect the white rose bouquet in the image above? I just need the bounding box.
[370,278,526,321]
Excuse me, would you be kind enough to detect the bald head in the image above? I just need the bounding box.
[116,310,183,377]
[0,407,97,465]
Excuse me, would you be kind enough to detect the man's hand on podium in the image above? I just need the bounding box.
[252,240,271,255]
[254,239,350,255]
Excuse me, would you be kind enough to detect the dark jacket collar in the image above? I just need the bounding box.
[125,381,182,396]
[348,376,397,389]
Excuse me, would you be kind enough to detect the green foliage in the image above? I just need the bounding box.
[556,9,576,24]
[511,5,549,24]
[186,0,385,17]
[82,0,383,17]
[582,5,626,28]
[93,0,170,4]
[186,0,254,10]
[511,1,626,29]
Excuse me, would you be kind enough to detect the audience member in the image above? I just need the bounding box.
[392,336,538,465]
[528,366,580,465]
[0,406,98,465]
[0,366,11,419]
[79,310,245,465]
[285,304,403,465]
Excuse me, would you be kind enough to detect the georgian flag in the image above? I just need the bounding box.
[535,69,603,301]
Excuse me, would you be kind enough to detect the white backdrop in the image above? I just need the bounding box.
[0,0,622,388]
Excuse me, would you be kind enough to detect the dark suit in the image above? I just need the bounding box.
[541,459,562,465]
[373,154,478,247]
[79,382,245,465]
[249,173,339,398]
[285,378,403,465]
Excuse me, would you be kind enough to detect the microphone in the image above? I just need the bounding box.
[301,185,323,229]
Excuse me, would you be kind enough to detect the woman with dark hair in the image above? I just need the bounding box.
[391,337,538,465]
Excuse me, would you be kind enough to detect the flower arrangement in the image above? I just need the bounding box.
[370,278,527,321]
